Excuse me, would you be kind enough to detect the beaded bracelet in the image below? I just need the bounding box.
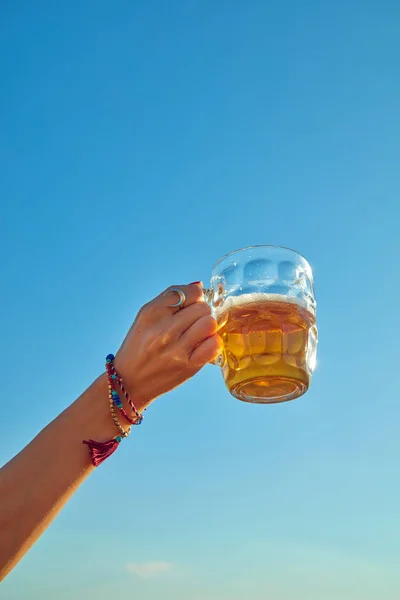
[106,357,143,426]
[83,354,143,466]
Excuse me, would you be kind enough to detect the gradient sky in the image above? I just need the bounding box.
[1,1,400,599]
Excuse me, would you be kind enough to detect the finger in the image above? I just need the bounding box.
[169,300,211,338]
[135,283,205,329]
[189,334,223,367]
[179,314,218,352]
[159,282,204,313]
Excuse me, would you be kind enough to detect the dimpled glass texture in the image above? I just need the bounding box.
[209,246,318,404]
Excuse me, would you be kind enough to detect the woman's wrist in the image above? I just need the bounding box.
[78,363,148,467]
[87,373,128,438]
[80,367,147,443]
[113,355,153,411]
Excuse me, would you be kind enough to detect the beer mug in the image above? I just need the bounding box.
[206,246,318,404]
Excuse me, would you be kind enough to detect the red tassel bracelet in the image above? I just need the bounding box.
[83,354,143,467]
[83,435,123,467]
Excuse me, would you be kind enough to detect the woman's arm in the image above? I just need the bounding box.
[0,374,125,580]
[0,282,222,581]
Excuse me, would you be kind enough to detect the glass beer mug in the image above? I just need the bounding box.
[206,246,318,404]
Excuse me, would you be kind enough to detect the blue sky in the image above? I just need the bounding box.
[1,1,400,598]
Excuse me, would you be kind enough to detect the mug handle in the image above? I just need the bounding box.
[203,287,224,367]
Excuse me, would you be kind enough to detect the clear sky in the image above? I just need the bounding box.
[1,1,400,599]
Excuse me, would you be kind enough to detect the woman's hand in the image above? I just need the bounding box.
[115,282,223,410]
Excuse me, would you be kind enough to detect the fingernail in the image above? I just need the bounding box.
[189,281,202,285]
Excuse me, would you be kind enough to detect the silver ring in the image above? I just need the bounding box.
[164,287,186,308]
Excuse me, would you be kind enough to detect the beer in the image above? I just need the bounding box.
[216,293,317,403]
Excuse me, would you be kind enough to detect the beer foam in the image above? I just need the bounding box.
[214,292,310,319]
